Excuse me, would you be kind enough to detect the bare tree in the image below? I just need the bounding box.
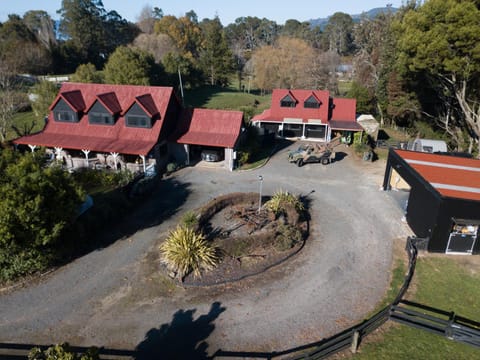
[132,33,177,63]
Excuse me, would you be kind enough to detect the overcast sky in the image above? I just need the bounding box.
[0,0,405,26]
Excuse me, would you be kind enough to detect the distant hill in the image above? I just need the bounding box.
[309,7,398,29]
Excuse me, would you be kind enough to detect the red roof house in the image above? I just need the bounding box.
[14,82,245,172]
[252,89,359,141]
[15,83,180,157]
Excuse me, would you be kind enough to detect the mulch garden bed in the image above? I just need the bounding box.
[179,192,309,286]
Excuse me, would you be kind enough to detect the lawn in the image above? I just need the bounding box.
[183,85,271,119]
[354,255,480,359]
[7,111,44,141]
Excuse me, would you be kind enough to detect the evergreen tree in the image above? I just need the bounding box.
[199,17,234,86]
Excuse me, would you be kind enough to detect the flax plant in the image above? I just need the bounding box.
[160,225,217,279]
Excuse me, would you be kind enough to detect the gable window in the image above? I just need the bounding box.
[126,115,151,128]
[280,94,296,108]
[89,112,114,125]
[304,95,320,109]
[54,110,77,122]
[53,98,80,123]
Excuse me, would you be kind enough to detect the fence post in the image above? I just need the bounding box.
[445,311,456,340]
[350,330,360,354]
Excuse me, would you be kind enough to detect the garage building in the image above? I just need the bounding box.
[383,148,480,254]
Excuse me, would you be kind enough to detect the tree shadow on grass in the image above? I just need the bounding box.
[62,177,192,259]
[135,302,226,360]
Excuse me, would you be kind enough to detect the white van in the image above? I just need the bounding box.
[407,139,447,153]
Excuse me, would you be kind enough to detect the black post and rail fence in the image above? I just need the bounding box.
[214,236,480,359]
[1,237,479,359]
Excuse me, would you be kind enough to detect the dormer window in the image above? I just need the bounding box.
[88,100,116,125]
[304,95,320,109]
[55,111,76,122]
[53,98,79,123]
[89,112,115,125]
[126,115,151,128]
[125,102,153,128]
[280,94,297,108]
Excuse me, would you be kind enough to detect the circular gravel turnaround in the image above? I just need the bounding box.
[0,143,411,356]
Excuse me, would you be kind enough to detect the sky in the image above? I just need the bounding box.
[0,0,405,26]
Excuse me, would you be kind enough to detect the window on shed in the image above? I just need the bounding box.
[304,95,320,108]
[280,94,296,108]
[89,112,114,125]
[126,115,151,128]
[54,110,77,122]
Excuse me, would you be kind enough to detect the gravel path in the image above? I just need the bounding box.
[0,144,412,357]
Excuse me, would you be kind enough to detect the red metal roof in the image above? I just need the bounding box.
[331,98,356,121]
[329,120,363,131]
[50,90,86,112]
[133,94,159,117]
[175,108,243,148]
[395,149,480,201]
[16,83,176,156]
[94,92,122,114]
[252,89,356,125]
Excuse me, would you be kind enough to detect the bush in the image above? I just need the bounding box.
[275,224,303,251]
[29,343,99,360]
[160,225,217,279]
[166,162,178,174]
[181,210,199,230]
[73,169,134,192]
[265,190,304,217]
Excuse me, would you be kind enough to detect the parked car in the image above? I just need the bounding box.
[288,143,335,167]
[201,149,222,162]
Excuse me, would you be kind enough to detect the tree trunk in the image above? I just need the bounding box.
[452,77,480,155]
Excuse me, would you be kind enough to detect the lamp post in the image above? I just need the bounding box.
[258,175,263,212]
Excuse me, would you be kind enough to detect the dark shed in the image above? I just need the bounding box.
[383,148,480,254]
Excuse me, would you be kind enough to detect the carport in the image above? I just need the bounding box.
[383,148,480,254]
[171,108,244,171]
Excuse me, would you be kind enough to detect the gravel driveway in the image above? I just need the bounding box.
[0,143,412,357]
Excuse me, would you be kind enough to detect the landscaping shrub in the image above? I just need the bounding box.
[181,210,199,230]
[275,224,303,251]
[29,343,99,360]
[264,190,304,217]
[166,162,178,174]
[160,225,217,280]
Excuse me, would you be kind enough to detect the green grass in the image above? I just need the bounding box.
[338,80,353,96]
[183,85,271,116]
[355,256,480,359]
[8,111,44,141]
[237,143,274,170]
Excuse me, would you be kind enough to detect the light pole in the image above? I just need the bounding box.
[258,175,263,212]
